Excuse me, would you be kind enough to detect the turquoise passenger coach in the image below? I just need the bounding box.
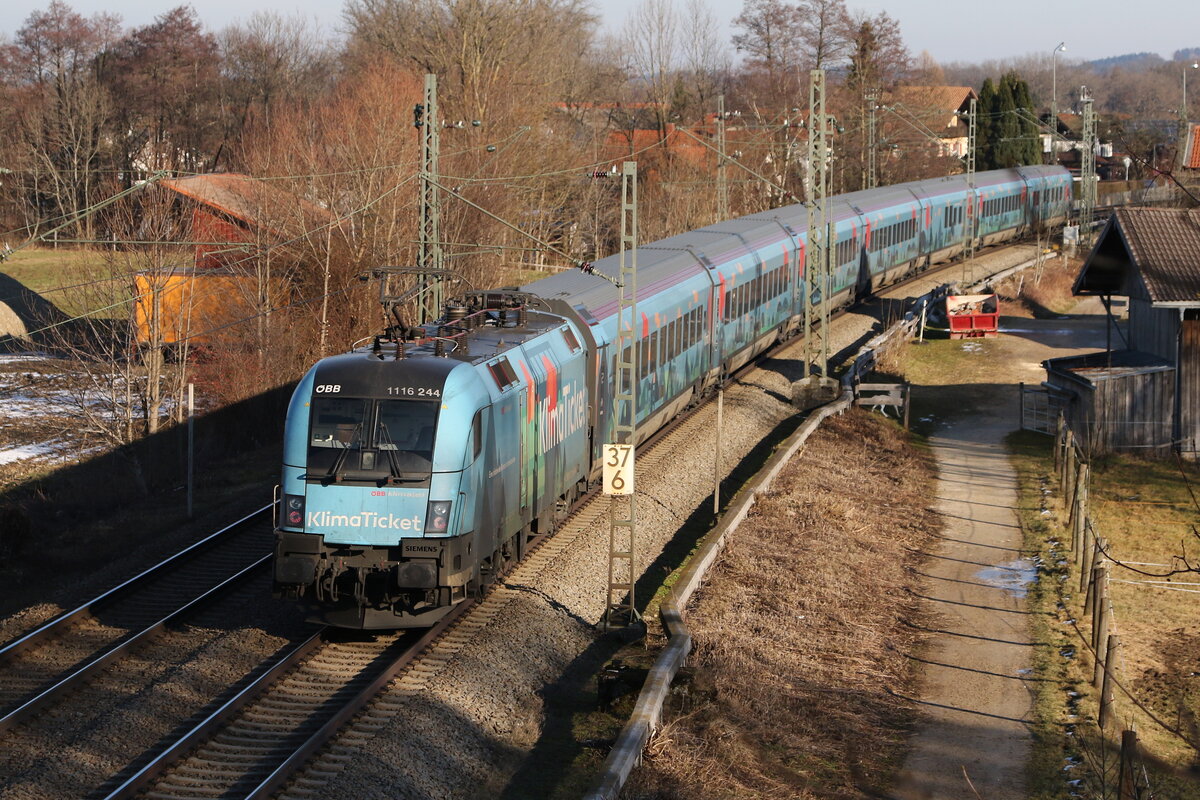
[273,165,1071,628]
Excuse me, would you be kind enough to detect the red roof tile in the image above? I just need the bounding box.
[1187,124,1200,169]
[159,173,332,236]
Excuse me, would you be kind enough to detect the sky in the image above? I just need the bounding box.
[1,0,1197,67]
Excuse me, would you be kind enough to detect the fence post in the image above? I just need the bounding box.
[1092,566,1109,686]
[1062,431,1075,497]
[1078,465,1089,556]
[1055,414,1064,473]
[1118,728,1138,800]
[903,383,910,431]
[1070,462,1089,556]
[1099,633,1120,727]
[1080,520,1094,592]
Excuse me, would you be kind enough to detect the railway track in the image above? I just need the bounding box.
[0,505,274,736]
[96,411,688,800]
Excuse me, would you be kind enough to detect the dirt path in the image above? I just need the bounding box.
[893,300,1111,798]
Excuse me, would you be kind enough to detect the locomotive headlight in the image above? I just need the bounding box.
[284,494,305,528]
[426,500,452,534]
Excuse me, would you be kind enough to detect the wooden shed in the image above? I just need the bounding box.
[1044,351,1175,457]
[1070,207,1200,456]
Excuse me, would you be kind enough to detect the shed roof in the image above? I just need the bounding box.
[1045,350,1173,385]
[159,173,332,236]
[1074,207,1200,304]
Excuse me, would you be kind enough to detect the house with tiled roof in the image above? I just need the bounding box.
[1050,207,1200,456]
[882,86,978,158]
[135,174,333,346]
[159,173,332,270]
[1182,123,1200,170]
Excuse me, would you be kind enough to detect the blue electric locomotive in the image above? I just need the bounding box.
[273,165,1071,628]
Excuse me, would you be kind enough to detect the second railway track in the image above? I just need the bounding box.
[0,506,276,733]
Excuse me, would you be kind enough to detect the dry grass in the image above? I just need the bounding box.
[993,255,1082,318]
[1070,454,1200,785]
[1007,435,1200,799]
[624,410,939,799]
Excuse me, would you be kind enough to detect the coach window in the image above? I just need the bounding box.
[471,410,483,459]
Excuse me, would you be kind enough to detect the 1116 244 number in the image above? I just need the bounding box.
[387,386,441,397]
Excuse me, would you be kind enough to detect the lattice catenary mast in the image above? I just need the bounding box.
[1080,87,1097,248]
[416,73,444,324]
[605,161,640,630]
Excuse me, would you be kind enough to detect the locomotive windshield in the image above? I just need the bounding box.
[307,398,439,484]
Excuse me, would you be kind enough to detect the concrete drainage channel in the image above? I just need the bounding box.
[583,276,977,799]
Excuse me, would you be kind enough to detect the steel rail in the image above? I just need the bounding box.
[243,602,473,799]
[116,487,603,800]
[99,628,329,800]
[0,504,273,664]
[0,554,271,736]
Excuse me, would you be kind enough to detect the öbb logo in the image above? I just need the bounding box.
[314,384,341,394]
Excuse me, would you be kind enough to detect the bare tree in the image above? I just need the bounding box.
[219,12,335,135]
[677,0,729,122]
[1,1,121,239]
[344,0,597,124]
[621,0,683,134]
[796,0,852,71]
[102,6,221,177]
[40,188,195,491]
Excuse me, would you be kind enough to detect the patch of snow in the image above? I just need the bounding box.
[0,442,59,465]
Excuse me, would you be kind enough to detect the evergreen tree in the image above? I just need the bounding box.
[977,72,1040,169]
[992,73,1022,168]
[977,78,996,169]
[1010,76,1041,164]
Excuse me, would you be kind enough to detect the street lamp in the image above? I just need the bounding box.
[1184,62,1199,122]
[1051,42,1067,164]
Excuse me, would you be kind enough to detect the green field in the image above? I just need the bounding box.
[1,246,137,320]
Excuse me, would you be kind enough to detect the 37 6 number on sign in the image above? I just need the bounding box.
[602,443,634,495]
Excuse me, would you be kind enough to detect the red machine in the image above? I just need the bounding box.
[946,293,999,339]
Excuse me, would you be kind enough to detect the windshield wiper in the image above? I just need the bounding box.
[315,421,363,484]
[376,421,428,485]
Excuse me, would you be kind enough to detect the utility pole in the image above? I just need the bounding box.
[416,73,444,324]
[866,88,879,190]
[605,161,640,631]
[1080,86,1097,248]
[1051,42,1066,166]
[964,96,978,266]
[800,69,837,401]
[717,94,729,222]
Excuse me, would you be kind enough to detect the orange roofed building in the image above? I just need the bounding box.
[158,173,333,270]
[136,174,332,346]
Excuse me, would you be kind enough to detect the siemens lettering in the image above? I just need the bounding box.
[306,511,423,530]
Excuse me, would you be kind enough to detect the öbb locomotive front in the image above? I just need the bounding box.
[273,295,592,628]
[273,166,1073,628]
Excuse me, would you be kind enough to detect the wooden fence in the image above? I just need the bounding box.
[1055,418,1162,799]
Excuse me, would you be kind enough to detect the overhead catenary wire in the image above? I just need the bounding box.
[9,173,418,345]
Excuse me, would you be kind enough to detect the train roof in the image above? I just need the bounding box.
[344,308,571,369]
[523,166,1072,315]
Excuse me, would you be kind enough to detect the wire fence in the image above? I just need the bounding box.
[1053,419,1200,798]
